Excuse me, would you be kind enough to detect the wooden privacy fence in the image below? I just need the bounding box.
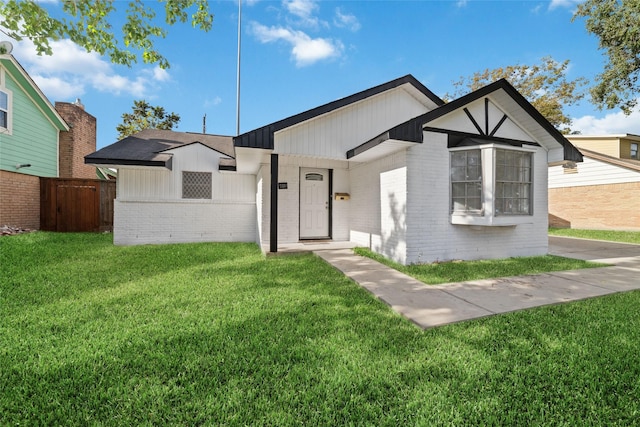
[40,178,116,232]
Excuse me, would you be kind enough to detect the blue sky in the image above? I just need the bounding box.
[3,0,640,149]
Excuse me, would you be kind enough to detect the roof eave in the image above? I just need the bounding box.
[84,156,173,170]
[0,55,69,131]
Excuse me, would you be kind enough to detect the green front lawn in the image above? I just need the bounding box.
[2,232,639,425]
[549,228,640,244]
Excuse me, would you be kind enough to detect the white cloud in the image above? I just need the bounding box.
[456,0,468,7]
[204,96,222,108]
[10,38,168,100]
[14,39,110,76]
[284,0,317,19]
[334,8,361,32]
[30,75,85,100]
[572,103,640,135]
[282,0,326,30]
[250,22,343,66]
[549,0,582,11]
[152,66,171,82]
[90,73,148,97]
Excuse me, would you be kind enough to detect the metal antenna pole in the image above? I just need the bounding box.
[236,0,242,136]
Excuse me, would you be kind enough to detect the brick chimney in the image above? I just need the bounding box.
[55,100,97,179]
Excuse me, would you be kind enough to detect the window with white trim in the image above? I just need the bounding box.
[182,171,212,199]
[450,149,482,213]
[0,89,9,131]
[631,143,638,159]
[495,149,532,215]
[450,144,535,226]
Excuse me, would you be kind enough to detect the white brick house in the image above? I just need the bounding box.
[86,75,582,264]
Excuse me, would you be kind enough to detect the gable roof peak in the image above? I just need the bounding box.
[234,74,444,150]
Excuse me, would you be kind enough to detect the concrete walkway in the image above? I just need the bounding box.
[314,236,640,329]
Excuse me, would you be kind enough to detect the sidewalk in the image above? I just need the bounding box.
[314,238,640,329]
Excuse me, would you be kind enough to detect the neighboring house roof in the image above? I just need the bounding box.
[233,74,445,150]
[579,147,640,173]
[0,54,68,131]
[567,133,640,142]
[84,129,234,169]
[357,78,583,163]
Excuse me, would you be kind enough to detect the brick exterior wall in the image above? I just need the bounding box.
[549,182,640,231]
[0,170,40,229]
[55,101,97,179]
[113,200,256,245]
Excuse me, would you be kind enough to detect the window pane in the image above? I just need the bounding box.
[305,173,323,181]
[452,183,466,197]
[495,149,532,215]
[467,197,482,211]
[451,166,466,181]
[468,165,481,180]
[450,149,482,213]
[0,111,6,129]
[451,152,467,166]
[0,91,7,110]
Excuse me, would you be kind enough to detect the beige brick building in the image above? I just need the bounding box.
[549,137,640,231]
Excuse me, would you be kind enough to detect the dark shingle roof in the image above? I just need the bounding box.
[85,129,234,168]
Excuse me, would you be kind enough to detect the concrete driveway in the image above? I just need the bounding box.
[316,236,640,329]
[549,235,640,266]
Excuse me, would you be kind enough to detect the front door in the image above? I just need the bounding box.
[299,168,329,239]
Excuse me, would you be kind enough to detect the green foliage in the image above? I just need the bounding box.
[116,99,181,139]
[0,0,214,68]
[549,228,640,245]
[353,247,601,285]
[573,0,640,114]
[1,233,640,425]
[447,57,588,134]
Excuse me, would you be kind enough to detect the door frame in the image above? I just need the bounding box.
[298,167,333,240]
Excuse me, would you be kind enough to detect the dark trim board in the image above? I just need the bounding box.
[347,132,391,159]
[85,157,173,169]
[270,154,278,253]
[420,127,543,149]
[328,169,333,239]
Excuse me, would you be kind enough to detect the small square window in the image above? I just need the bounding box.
[182,171,212,199]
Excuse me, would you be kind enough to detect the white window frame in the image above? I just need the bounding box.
[450,144,536,227]
[0,69,12,135]
[450,149,483,215]
[631,143,638,160]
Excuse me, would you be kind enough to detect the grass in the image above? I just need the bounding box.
[549,228,640,245]
[2,232,640,425]
[353,247,602,285]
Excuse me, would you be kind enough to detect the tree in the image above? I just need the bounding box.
[447,57,587,134]
[573,0,640,114]
[116,100,181,139]
[0,0,213,69]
